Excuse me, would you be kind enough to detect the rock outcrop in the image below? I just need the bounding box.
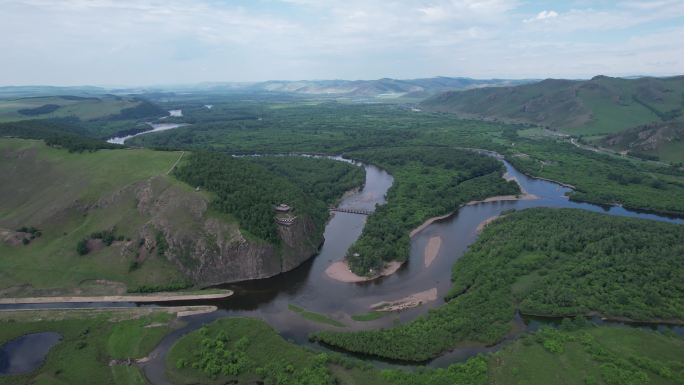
[134,176,321,286]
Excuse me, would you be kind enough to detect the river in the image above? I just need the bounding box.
[106,122,187,145]
[139,153,683,384]
[1,151,681,382]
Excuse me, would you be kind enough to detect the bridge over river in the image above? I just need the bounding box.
[329,207,373,215]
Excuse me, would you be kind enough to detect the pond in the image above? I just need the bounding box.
[0,332,62,376]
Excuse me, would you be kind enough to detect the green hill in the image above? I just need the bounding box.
[0,95,165,123]
[601,121,684,163]
[0,139,361,297]
[422,75,684,136]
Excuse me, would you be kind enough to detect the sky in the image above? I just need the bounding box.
[1,0,684,86]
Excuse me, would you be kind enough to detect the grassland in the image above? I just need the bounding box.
[0,96,141,122]
[0,138,187,296]
[0,309,176,385]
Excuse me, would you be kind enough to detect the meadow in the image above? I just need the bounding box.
[0,139,187,295]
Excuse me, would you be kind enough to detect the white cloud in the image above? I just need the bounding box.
[524,10,558,23]
[0,0,682,84]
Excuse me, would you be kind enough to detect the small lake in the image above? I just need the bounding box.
[0,332,61,375]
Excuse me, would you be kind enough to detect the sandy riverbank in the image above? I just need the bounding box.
[410,192,536,239]
[325,260,403,283]
[476,215,501,233]
[371,288,438,312]
[0,290,233,305]
[424,236,442,267]
[466,192,538,205]
[409,212,453,238]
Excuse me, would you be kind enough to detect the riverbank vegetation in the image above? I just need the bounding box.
[315,208,684,361]
[0,309,175,385]
[164,317,683,385]
[505,138,684,214]
[288,304,346,327]
[253,156,365,208]
[166,317,490,385]
[489,324,684,385]
[174,152,364,244]
[343,146,519,274]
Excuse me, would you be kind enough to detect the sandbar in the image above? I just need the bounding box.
[325,260,402,283]
[424,236,442,267]
[371,288,438,312]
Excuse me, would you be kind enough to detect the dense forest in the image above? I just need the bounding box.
[252,156,364,206]
[108,98,166,120]
[342,146,519,274]
[125,98,684,217]
[127,100,515,154]
[17,103,61,116]
[315,208,684,361]
[173,153,364,244]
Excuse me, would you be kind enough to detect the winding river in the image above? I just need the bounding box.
[1,151,682,382]
[139,153,683,384]
[106,122,187,145]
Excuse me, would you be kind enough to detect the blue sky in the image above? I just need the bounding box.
[1,0,683,85]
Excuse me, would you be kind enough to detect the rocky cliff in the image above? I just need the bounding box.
[134,176,321,286]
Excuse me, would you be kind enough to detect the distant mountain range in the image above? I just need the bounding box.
[187,77,533,98]
[0,85,107,99]
[0,77,532,99]
[421,75,684,136]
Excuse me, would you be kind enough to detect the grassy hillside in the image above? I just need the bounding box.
[0,139,365,296]
[315,208,684,361]
[0,139,187,296]
[422,75,684,136]
[0,95,153,122]
[601,121,684,163]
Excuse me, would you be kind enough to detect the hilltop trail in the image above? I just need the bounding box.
[167,151,185,174]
